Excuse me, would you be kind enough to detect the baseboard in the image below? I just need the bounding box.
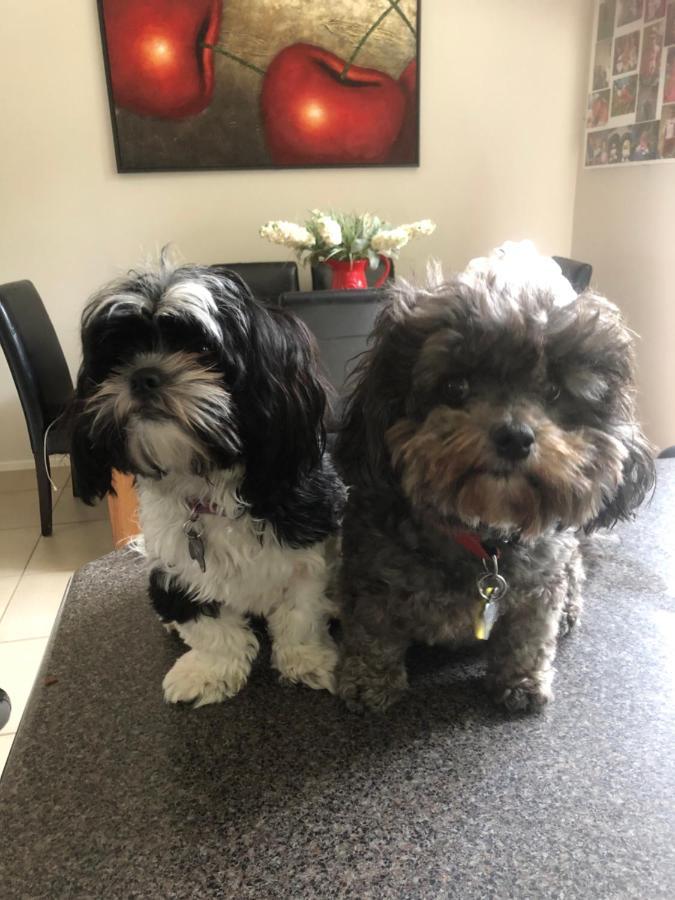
[0,455,70,472]
[0,458,34,471]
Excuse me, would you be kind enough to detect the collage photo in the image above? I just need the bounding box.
[586,0,675,164]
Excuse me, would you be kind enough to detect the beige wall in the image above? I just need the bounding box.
[0,0,591,465]
[572,165,675,451]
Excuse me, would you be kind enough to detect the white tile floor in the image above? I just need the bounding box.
[0,463,112,776]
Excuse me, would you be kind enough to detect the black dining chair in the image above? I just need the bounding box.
[278,288,383,396]
[0,280,78,536]
[212,261,299,303]
[553,256,593,294]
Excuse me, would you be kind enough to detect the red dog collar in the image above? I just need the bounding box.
[452,532,499,560]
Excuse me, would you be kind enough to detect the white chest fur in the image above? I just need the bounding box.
[136,471,328,616]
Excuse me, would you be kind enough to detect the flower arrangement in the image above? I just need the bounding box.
[259,210,436,270]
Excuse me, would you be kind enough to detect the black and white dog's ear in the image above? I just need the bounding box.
[68,371,123,506]
[586,427,656,531]
[69,403,114,505]
[240,307,327,495]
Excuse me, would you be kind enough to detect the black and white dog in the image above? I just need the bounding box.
[71,257,345,706]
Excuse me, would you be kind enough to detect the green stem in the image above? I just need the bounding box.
[201,42,265,77]
[341,0,414,78]
[386,0,416,37]
[341,5,395,78]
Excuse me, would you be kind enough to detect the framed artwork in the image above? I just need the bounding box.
[97,0,420,172]
[585,0,675,165]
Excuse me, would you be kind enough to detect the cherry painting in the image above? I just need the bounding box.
[97,0,420,171]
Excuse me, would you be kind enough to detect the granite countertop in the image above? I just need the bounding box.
[1,462,674,899]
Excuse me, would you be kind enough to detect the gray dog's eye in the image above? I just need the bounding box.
[445,376,470,406]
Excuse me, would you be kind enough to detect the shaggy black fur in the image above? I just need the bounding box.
[149,569,220,624]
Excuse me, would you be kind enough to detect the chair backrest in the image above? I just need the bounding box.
[311,259,395,291]
[553,256,593,294]
[213,262,299,303]
[0,280,74,451]
[278,289,383,394]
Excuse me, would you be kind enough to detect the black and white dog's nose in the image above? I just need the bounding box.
[130,367,164,396]
[492,423,535,460]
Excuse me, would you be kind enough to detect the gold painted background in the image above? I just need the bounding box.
[112,0,418,170]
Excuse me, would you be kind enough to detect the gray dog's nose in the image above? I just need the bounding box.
[492,423,535,460]
[130,367,164,396]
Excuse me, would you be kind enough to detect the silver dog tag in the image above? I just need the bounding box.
[478,597,500,640]
[183,518,206,573]
[187,533,206,573]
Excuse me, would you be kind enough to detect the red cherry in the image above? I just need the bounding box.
[260,43,405,166]
[388,59,418,164]
[101,0,222,119]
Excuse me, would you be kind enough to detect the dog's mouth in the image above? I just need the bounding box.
[130,400,172,422]
[449,464,549,538]
[456,462,529,489]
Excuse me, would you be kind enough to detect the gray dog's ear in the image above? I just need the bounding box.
[335,290,418,485]
[586,426,655,531]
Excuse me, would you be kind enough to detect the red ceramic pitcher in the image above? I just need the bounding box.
[326,256,392,290]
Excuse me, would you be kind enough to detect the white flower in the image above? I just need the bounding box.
[370,227,411,255]
[259,221,315,250]
[404,219,436,237]
[315,215,342,248]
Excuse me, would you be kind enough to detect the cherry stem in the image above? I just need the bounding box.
[201,42,265,77]
[387,0,416,36]
[341,0,415,79]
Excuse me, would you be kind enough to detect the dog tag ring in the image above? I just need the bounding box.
[477,572,508,602]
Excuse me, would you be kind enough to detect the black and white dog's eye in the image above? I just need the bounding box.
[445,376,470,406]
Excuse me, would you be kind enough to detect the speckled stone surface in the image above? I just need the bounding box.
[1,464,674,899]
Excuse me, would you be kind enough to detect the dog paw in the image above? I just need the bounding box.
[337,657,408,713]
[487,671,553,713]
[162,649,250,707]
[273,641,338,694]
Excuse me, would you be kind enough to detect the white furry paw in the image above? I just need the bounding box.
[162,649,250,707]
[273,641,338,694]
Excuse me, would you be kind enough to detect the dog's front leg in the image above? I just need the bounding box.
[150,570,259,706]
[337,610,410,713]
[485,582,567,713]
[268,567,338,694]
[162,610,260,706]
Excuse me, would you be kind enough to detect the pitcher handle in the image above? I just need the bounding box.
[374,255,392,289]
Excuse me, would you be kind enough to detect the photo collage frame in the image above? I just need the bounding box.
[585,0,675,166]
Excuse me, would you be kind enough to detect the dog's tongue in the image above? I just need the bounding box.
[459,240,577,309]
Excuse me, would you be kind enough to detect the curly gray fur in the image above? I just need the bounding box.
[335,261,654,713]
